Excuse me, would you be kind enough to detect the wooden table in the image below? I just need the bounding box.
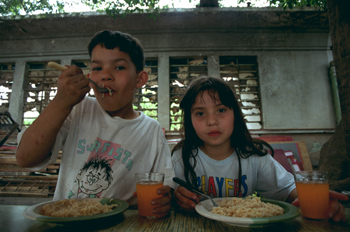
[0,205,349,232]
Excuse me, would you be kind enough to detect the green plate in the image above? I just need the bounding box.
[23,198,129,225]
[195,197,299,227]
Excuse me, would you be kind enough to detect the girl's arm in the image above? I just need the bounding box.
[174,185,200,210]
[16,65,90,167]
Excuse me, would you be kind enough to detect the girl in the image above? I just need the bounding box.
[172,76,347,222]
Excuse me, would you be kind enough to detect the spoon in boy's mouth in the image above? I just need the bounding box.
[47,62,111,94]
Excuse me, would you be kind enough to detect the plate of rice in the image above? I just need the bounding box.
[195,196,299,227]
[24,198,129,225]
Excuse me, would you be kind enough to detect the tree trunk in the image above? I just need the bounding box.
[199,0,219,7]
[320,0,350,191]
[319,119,350,191]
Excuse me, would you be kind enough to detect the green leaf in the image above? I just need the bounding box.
[0,0,327,17]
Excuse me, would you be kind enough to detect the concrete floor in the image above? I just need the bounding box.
[0,197,53,206]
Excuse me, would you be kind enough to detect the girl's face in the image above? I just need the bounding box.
[191,90,235,150]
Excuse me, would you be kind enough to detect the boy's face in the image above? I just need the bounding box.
[89,45,147,118]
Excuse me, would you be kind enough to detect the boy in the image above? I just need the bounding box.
[16,30,175,218]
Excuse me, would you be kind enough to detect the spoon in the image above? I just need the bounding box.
[47,62,110,93]
[173,177,218,211]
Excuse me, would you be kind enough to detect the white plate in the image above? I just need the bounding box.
[195,197,299,227]
[24,198,129,225]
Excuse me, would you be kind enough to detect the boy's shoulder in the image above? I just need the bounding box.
[69,96,98,117]
[76,96,97,109]
[139,112,160,125]
[129,112,163,134]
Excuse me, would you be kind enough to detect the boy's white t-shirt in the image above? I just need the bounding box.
[18,97,175,205]
[172,148,295,202]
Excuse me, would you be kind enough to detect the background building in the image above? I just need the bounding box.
[0,7,336,166]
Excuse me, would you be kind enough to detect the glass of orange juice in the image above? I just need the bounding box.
[135,172,164,219]
[295,171,329,220]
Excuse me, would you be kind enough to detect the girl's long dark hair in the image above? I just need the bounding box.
[171,76,273,196]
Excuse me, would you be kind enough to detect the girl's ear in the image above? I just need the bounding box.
[135,71,148,88]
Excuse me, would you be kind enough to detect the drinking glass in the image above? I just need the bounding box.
[135,172,164,219]
[295,171,329,220]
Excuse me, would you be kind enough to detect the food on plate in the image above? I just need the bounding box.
[211,196,284,218]
[39,199,118,217]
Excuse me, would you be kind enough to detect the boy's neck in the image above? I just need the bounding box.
[107,108,140,119]
[199,144,235,161]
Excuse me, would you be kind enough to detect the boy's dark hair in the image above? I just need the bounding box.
[87,30,145,73]
[172,76,273,196]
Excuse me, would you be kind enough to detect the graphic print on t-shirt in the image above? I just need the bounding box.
[69,137,134,198]
[77,137,134,171]
[197,175,248,197]
[71,155,113,198]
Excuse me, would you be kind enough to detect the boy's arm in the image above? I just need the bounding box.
[16,65,90,168]
[291,190,348,222]
[286,188,298,203]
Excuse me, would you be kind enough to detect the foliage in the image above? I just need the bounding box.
[80,0,162,19]
[133,96,158,119]
[0,0,66,16]
[0,0,327,17]
[238,0,327,10]
[23,118,35,127]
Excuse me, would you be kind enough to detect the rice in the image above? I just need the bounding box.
[39,199,118,217]
[211,196,284,218]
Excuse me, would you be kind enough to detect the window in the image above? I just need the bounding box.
[0,63,15,111]
[133,59,158,119]
[22,59,159,126]
[73,59,159,119]
[169,57,208,131]
[22,62,60,127]
[220,56,262,130]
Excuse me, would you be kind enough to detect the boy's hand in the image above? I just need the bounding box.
[174,186,200,211]
[292,190,348,222]
[327,191,348,222]
[55,65,90,109]
[152,185,173,218]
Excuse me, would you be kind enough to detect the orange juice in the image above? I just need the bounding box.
[296,181,329,220]
[136,181,164,218]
